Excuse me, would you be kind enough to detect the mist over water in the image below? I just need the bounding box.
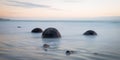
[0,20,120,60]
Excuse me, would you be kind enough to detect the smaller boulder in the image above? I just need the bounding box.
[31,28,43,33]
[83,30,97,35]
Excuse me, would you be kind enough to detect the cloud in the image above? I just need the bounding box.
[0,0,63,11]
[5,0,50,8]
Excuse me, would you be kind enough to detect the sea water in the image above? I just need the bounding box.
[0,20,120,60]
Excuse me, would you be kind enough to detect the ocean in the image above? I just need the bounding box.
[0,20,120,60]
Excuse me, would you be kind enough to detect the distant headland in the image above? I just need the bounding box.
[0,18,11,21]
[0,16,120,22]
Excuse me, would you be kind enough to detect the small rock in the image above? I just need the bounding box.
[43,44,50,51]
[17,26,21,28]
[65,50,76,56]
[93,53,99,55]
[66,50,71,56]
[43,44,50,48]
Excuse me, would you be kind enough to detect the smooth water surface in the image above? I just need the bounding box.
[0,21,120,60]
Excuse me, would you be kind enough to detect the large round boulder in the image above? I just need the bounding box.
[31,28,43,33]
[83,30,97,35]
[42,28,61,38]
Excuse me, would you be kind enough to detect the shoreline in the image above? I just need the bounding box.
[0,20,120,23]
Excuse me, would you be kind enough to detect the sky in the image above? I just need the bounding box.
[0,0,120,20]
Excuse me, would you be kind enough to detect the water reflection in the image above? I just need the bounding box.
[83,35,97,41]
[42,38,60,49]
[31,33,42,38]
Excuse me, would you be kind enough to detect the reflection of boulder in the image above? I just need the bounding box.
[31,28,43,33]
[42,28,61,38]
[83,30,97,35]
[31,33,41,38]
[42,38,60,49]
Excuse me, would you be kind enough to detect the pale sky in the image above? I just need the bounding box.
[0,0,120,20]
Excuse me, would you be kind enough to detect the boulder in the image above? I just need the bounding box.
[31,28,43,33]
[42,28,61,38]
[83,30,97,35]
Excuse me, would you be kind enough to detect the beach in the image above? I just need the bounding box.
[0,20,120,60]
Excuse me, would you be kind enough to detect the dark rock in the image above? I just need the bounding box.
[66,50,71,55]
[93,53,99,55]
[42,28,61,38]
[65,50,75,56]
[83,30,97,35]
[17,26,21,28]
[43,44,50,51]
[43,44,50,48]
[31,28,43,33]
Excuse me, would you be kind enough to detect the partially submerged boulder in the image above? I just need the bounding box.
[31,28,43,33]
[83,30,97,35]
[42,27,61,38]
